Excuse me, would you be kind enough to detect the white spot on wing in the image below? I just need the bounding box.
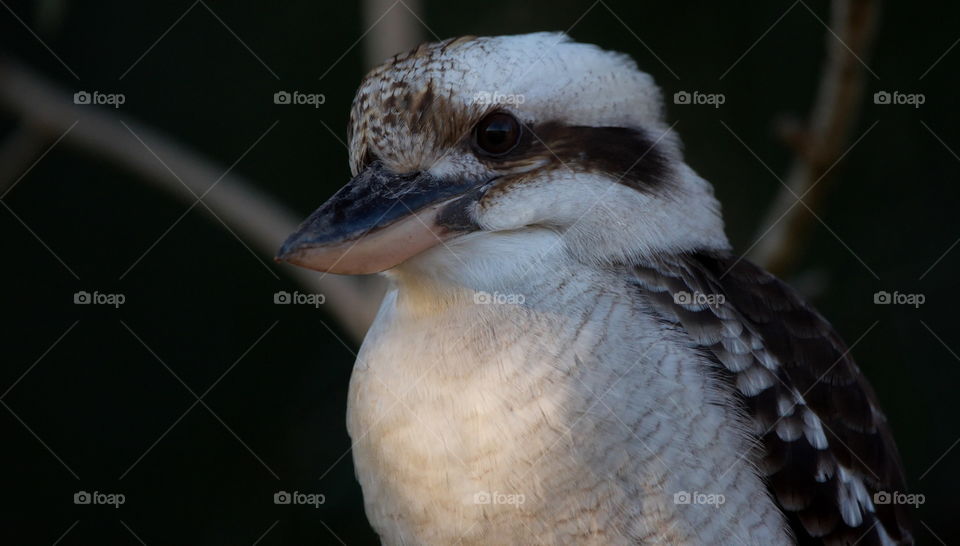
[721,319,743,337]
[722,335,752,355]
[776,418,803,442]
[716,348,753,372]
[777,393,798,417]
[802,408,829,450]
[736,365,774,396]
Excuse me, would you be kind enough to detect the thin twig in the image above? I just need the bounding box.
[748,0,879,275]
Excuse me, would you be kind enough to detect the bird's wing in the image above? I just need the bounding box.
[629,251,913,545]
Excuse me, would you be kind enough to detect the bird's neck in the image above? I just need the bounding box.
[386,227,574,317]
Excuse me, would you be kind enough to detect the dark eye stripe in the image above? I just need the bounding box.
[476,121,673,192]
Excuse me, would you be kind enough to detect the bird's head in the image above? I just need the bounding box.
[277,32,729,276]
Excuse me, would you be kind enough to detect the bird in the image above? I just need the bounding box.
[277,32,913,545]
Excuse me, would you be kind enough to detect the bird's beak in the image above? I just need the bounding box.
[276,161,483,274]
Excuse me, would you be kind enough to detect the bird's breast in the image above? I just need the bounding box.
[345,265,788,545]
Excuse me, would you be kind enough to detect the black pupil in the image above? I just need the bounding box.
[477,113,519,154]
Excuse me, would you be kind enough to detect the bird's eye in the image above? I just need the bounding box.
[473,112,522,156]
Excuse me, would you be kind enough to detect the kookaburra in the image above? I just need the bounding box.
[277,33,912,545]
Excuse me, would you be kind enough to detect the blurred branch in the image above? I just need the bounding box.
[362,0,424,69]
[0,56,383,342]
[748,0,879,276]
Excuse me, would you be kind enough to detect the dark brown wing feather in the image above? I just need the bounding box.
[630,250,913,545]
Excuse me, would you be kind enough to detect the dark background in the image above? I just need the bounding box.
[1,1,957,544]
